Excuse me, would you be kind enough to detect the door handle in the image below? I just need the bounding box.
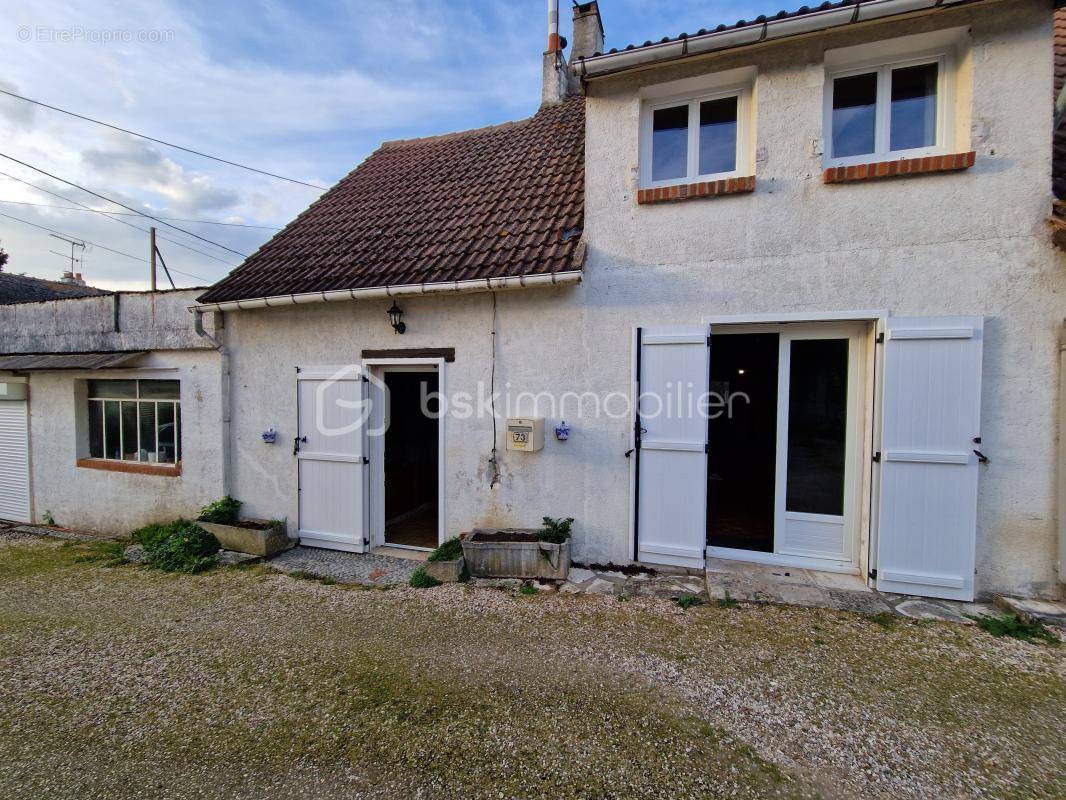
[293,436,307,456]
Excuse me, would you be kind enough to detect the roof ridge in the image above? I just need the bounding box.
[379,94,581,150]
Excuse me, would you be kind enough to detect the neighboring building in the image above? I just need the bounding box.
[3,0,1064,603]
[0,290,225,531]
[0,270,110,304]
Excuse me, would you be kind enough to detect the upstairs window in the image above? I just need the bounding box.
[86,379,181,464]
[826,55,948,165]
[642,87,750,187]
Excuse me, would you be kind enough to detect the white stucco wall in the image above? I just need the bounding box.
[224,0,1064,598]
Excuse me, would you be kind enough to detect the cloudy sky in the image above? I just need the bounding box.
[0,1,764,291]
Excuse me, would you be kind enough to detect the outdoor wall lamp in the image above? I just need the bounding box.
[387,301,406,334]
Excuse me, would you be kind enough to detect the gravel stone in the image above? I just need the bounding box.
[267,545,418,586]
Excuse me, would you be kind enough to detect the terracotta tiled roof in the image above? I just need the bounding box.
[1055,6,1066,199]
[0,272,111,305]
[198,95,585,304]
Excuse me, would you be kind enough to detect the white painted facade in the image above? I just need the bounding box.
[219,0,1065,599]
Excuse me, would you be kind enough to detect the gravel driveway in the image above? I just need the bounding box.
[0,538,1062,799]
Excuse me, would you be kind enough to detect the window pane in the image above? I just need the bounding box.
[652,105,689,181]
[831,73,877,158]
[88,400,104,458]
[786,339,849,516]
[121,401,139,461]
[88,379,136,399]
[103,400,121,459]
[698,97,738,176]
[139,380,179,400]
[157,403,177,464]
[891,62,938,152]
[138,403,157,462]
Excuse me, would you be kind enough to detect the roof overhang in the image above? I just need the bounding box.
[573,0,984,80]
[0,352,146,371]
[191,270,584,314]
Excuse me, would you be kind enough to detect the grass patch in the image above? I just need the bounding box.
[409,566,440,589]
[676,593,704,611]
[972,613,1059,645]
[71,540,126,567]
[131,520,219,574]
[868,611,898,630]
[518,582,538,596]
[716,591,739,609]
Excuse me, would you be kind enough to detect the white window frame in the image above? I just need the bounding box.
[823,49,955,168]
[640,85,752,189]
[87,379,181,465]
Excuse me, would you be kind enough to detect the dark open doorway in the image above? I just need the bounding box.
[383,371,439,549]
[707,333,779,552]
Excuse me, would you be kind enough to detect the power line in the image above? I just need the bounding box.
[0,210,209,283]
[0,87,327,191]
[0,153,248,258]
[0,170,241,266]
[0,197,280,229]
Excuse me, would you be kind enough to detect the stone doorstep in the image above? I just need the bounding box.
[995,595,1066,629]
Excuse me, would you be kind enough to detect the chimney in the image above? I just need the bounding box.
[541,0,570,106]
[569,2,604,63]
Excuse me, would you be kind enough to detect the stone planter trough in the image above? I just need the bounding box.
[423,556,466,583]
[197,519,295,558]
[461,528,570,581]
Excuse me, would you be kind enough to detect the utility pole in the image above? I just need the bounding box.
[149,226,157,290]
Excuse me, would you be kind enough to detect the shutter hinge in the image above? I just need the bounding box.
[875,332,885,344]
[362,375,369,383]
[362,456,370,464]
[868,569,878,580]
[295,366,301,373]
[364,537,370,546]
[872,451,882,463]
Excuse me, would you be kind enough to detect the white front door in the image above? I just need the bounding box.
[0,398,31,523]
[634,325,710,569]
[296,366,369,552]
[875,317,984,601]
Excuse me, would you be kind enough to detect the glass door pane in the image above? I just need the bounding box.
[785,339,849,516]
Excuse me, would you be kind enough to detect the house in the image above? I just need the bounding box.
[3,0,1064,603]
[0,289,225,530]
[0,269,110,304]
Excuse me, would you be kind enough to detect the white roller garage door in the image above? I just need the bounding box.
[0,397,31,523]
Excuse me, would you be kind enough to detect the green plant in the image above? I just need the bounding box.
[197,496,242,525]
[716,591,739,609]
[519,582,538,596]
[676,593,705,611]
[409,567,440,589]
[427,537,463,562]
[132,520,219,574]
[972,613,1058,645]
[868,612,898,630]
[537,516,574,545]
[41,511,56,526]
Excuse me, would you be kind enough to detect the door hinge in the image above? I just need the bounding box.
[872,451,881,463]
[362,375,369,383]
[362,456,370,464]
[295,366,301,373]
[868,569,877,580]
[705,442,711,454]
[875,332,885,344]
[364,537,370,546]
[707,335,713,347]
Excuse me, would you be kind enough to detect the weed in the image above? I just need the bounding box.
[73,540,126,566]
[519,582,538,596]
[132,520,219,574]
[197,496,242,525]
[409,567,440,589]
[972,613,1059,645]
[320,576,337,586]
[869,612,898,630]
[537,517,575,545]
[427,537,463,563]
[716,591,739,609]
[41,511,56,526]
[676,594,704,611]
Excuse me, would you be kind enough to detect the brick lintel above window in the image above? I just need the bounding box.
[823,152,975,185]
[637,175,755,205]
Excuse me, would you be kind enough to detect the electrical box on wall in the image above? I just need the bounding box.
[506,418,544,452]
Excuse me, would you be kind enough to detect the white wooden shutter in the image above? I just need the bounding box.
[296,366,369,552]
[875,317,983,600]
[0,399,31,524]
[635,325,710,569]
